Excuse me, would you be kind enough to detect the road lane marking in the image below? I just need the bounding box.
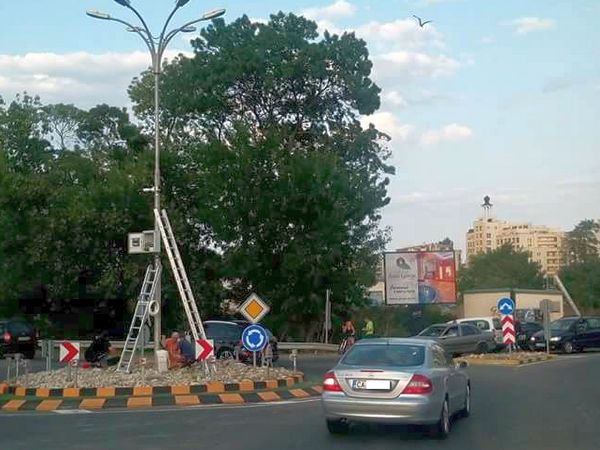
[52,409,93,414]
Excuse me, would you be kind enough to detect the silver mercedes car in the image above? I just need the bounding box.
[321,338,470,438]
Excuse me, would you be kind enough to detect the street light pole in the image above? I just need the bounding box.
[87,1,225,357]
[152,53,162,355]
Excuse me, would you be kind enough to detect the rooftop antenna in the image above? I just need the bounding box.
[482,195,493,220]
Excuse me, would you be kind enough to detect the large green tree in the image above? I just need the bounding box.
[565,219,600,265]
[0,95,154,317]
[559,260,600,312]
[129,13,393,337]
[459,244,545,292]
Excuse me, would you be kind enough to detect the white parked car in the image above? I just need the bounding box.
[450,317,503,349]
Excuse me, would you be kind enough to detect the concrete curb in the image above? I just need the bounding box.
[459,355,555,366]
[0,384,322,412]
[0,375,303,398]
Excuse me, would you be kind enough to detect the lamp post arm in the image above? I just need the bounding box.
[159,3,182,45]
[162,17,211,52]
[125,3,156,47]
[104,16,156,56]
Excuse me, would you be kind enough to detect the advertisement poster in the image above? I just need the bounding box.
[384,253,419,304]
[384,251,457,304]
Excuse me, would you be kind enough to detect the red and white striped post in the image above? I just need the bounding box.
[501,314,516,353]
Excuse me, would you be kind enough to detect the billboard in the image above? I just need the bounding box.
[384,251,457,304]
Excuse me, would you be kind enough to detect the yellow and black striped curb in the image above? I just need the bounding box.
[458,355,555,366]
[0,384,323,412]
[0,375,303,398]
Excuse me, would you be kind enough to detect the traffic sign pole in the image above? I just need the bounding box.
[242,325,269,368]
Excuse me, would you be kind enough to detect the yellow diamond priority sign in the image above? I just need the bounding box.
[239,293,270,324]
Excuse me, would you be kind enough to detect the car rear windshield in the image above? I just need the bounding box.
[7,321,33,334]
[341,344,425,367]
[463,320,490,331]
[551,319,577,331]
[418,325,446,337]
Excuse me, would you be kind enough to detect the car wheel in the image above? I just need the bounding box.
[460,384,471,418]
[562,341,575,354]
[476,342,488,354]
[431,398,451,439]
[217,348,235,360]
[326,419,349,435]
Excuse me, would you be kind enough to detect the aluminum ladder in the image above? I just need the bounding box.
[117,263,161,373]
[154,208,207,341]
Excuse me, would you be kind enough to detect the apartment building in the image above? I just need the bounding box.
[466,217,565,276]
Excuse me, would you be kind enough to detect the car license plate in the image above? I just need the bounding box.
[353,379,390,390]
[535,343,545,348]
[18,337,31,342]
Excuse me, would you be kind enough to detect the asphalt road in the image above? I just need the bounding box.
[2,352,600,450]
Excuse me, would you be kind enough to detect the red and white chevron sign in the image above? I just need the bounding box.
[501,314,516,345]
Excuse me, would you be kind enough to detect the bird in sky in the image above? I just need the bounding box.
[413,15,433,27]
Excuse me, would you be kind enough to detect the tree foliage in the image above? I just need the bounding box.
[565,219,600,265]
[559,260,600,312]
[0,14,393,338]
[459,244,545,292]
[129,13,393,336]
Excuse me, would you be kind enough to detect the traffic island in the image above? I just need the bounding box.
[0,376,323,412]
[456,352,555,366]
[8,359,298,389]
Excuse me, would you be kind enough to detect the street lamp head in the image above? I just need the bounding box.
[180,26,197,33]
[113,0,132,7]
[86,10,112,20]
[201,8,226,20]
[176,0,192,7]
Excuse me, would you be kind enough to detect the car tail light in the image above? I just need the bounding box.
[323,371,343,392]
[401,374,433,395]
[3,332,11,343]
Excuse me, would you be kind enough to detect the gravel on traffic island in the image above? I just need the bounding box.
[13,360,301,389]
[460,352,552,360]
[456,352,554,364]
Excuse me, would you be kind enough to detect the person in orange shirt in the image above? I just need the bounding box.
[164,332,183,369]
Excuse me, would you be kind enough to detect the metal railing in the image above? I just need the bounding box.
[42,340,338,352]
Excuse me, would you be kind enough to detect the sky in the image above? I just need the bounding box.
[1,0,599,253]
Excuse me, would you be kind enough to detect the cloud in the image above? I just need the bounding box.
[302,0,357,21]
[355,19,444,49]
[372,51,461,86]
[419,123,473,146]
[541,74,596,94]
[382,91,409,108]
[509,17,556,35]
[360,112,415,142]
[0,50,187,108]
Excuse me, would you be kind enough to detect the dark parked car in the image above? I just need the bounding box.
[516,321,543,351]
[414,322,495,356]
[204,320,279,363]
[530,316,600,354]
[0,319,37,359]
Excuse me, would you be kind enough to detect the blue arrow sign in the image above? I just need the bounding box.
[497,297,515,315]
[241,325,269,353]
